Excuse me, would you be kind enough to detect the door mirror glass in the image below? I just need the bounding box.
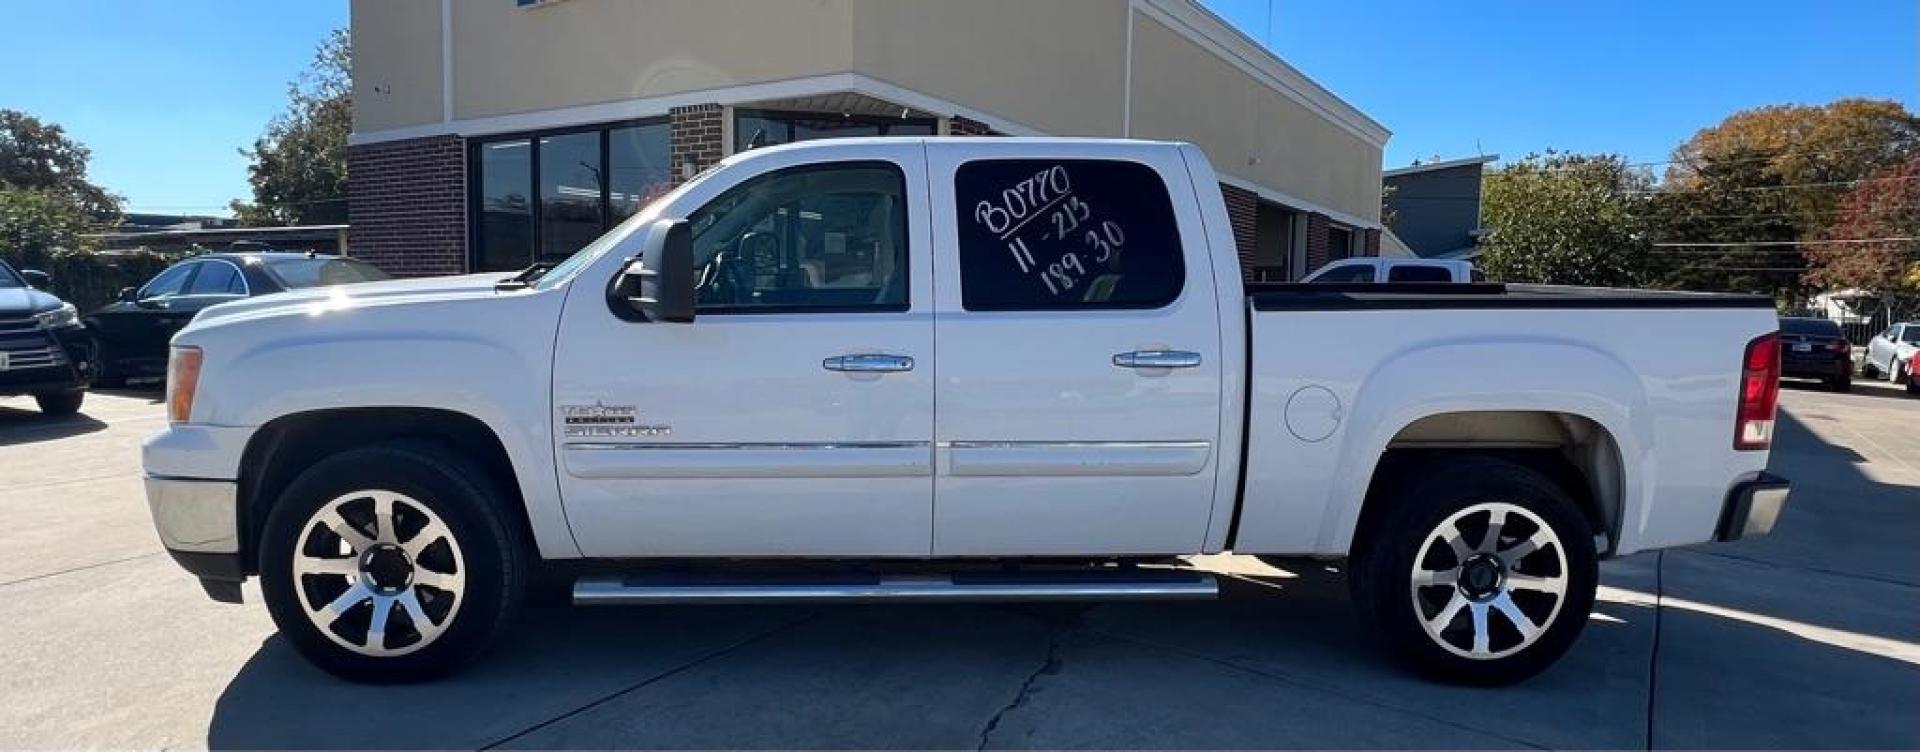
[19,269,51,289]
[610,219,695,323]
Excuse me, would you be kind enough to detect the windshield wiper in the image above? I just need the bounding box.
[495,262,555,291]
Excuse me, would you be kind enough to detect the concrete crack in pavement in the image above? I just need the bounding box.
[0,551,161,589]
[976,625,1070,750]
[478,610,820,751]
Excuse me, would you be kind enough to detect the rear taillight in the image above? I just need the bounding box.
[1735,333,1780,450]
[1831,340,1852,354]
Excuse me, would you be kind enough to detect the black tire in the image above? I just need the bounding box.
[1349,456,1598,686]
[258,440,527,683]
[1906,378,1919,396]
[33,389,84,416]
[1830,374,1851,392]
[1893,361,1910,385]
[1860,360,1879,379]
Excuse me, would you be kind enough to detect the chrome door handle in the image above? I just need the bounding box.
[1112,350,1202,369]
[823,354,915,373]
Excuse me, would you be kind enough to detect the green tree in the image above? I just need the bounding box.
[1650,99,1920,298]
[1477,152,1653,287]
[1804,156,1920,305]
[0,110,121,220]
[231,28,350,226]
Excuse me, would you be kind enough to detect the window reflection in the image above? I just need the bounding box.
[477,139,532,273]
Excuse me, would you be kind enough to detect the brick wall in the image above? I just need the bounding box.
[346,135,467,277]
[1361,228,1381,257]
[1219,183,1259,283]
[946,116,997,136]
[1303,212,1332,274]
[669,103,725,184]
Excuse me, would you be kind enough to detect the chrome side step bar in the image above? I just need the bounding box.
[573,570,1218,605]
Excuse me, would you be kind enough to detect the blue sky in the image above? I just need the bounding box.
[1,1,1912,217]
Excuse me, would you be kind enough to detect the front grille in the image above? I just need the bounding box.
[0,317,58,363]
[1,346,64,369]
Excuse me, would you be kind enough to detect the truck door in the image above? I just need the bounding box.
[926,144,1225,555]
[552,144,936,557]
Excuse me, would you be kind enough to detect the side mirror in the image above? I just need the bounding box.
[609,218,696,323]
[117,286,138,303]
[20,269,51,289]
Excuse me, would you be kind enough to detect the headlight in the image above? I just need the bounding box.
[34,302,78,329]
[166,346,203,423]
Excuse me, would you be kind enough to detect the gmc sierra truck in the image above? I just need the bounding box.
[143,138,1789,685]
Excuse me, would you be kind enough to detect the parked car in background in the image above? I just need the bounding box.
[0,259,91,414]
[1859,322,1920,386]
[1778,317,1852,391]
[87,251,390,386]
[1301,257,1481,284]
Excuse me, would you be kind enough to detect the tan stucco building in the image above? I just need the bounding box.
[347,0,1389,279]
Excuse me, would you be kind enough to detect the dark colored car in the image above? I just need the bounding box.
[86,252,391,386]
[1778,316,1852,391]
[0,259,91,414]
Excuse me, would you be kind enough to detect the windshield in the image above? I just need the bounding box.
[265,257,392,288]
[0,261,22,289]
[532,164,721,291]
[1780,318,1841,336]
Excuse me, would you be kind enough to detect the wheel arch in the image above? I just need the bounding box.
[1348,411,1628,559]
[236,407,545,574]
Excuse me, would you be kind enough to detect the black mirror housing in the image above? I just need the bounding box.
[609,218,696,323]
[20,269,51,289]
[117,286,138,302]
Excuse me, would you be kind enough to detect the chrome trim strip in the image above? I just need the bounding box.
[941,440,1212,450]
[942,440,1214,477]
[568,441,929,451]
[574,573,1218,605]
[562,441,932,479]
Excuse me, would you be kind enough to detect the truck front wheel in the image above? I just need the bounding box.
[1349,457,1598,685]
[258,441,527,682]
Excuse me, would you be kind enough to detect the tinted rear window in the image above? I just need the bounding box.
[267,258,392,288]
[1780,318,1841,336]
[1387,264,1453,282]
[954,159,1184,311]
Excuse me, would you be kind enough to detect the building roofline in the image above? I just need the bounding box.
[1383,154,1499,178]
[351,2,1390,149]
[1133,0,1390,147]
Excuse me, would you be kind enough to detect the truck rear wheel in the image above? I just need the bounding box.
[258,441,526,682]
[1349,457,1597,685]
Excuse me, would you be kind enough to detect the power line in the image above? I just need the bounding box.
[1652,237,1920,247]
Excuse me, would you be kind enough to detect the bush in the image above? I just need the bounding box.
[2,248,179,311]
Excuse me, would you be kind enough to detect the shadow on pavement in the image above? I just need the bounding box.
[202,411,1918,750]
[0,406,107,446]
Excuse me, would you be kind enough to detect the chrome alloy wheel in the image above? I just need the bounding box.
[1409,502,1568,661]
[292,490,466,657]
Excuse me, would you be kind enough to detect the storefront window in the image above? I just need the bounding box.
[476,139,533,274]
[470,120,671,272]
[539,132,603,263]
[609,123,673,219]
[734,110,938,152]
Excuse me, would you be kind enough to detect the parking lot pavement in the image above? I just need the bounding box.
[0,386,1914,750]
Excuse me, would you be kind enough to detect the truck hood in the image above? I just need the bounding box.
[189,273,511,327]
[0,287,64,316]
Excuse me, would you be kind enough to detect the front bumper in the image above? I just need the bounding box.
[1715,471,1790,541]
[145,475,247,602]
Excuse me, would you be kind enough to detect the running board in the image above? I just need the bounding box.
[573,570,1218,605]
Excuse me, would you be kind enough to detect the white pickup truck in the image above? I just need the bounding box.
[144,138,1789,685]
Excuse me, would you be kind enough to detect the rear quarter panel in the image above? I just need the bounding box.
[1237,305,1775,557]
